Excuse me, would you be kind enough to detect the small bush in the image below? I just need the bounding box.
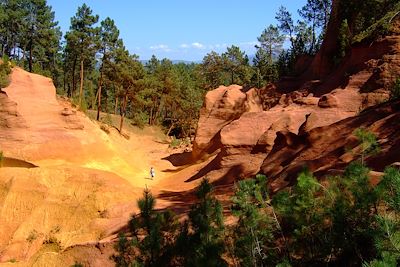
[131,111,148,129]
[71,96,88,112]
[26,230,38,243]
[0,57,11,89]
[169,136,181,148]
[390,77,400,100]
[102,113,113,126]
[43,235,62,251]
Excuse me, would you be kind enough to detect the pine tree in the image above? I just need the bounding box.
[113,188,179,267]
[96,17,123,120]
[232,175,278,266]
[64,4,99,107]
[113,49,144,132]
[200,51,224,90]
[275,6,295,48]
[222,45,251,85]
[0,0,61,75]
[22,0,61,73]
[176,178,227,267]
[353,128,380,166]
[298,0,332,54]
[255,25,284,83]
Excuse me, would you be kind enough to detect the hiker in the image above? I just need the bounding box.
[150,167,155,179]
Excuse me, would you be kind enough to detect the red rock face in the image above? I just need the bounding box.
[192,85,263,159]
[261,101,400,192]
[191,84,363,184]
[190,15,400,188]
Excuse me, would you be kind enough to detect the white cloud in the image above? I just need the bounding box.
[180,43,189,48]
[240,41,258,47]
[214,43,228,49]
[191,42,205,49]
[149,44,171,52]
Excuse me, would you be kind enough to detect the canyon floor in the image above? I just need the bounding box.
[0,68,211,266]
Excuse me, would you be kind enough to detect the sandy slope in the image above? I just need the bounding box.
[0,68,203,265]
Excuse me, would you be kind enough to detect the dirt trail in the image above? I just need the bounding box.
[0,68,204,265]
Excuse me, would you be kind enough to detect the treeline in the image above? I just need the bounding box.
[0,0,335,137]
[200,0,333,89]
[113,130,400,266]
[0,0,398,136]
[0,0,61,77]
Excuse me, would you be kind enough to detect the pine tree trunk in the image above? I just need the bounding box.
[72,58,77,97]
[119,94,127,133]
[96,69,103,121]
[79,59,84,108]
[93,89,99,109]
[29,46,33,72]
[149,106,154,124]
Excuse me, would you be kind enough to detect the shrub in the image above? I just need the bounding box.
[169,136,181,148]
[131,111,148,129]
[0,57,11,89]
[26,230,38,243]
[390,77,400,100]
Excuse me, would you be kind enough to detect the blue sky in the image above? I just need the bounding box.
[47,0,306,61]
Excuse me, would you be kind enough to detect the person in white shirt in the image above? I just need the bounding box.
[150,167,155,180]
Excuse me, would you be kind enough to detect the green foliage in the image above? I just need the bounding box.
[0,57,11,88]
[221,45,252,86]
[337,19,351,61]
[113,188,179,267]
[63,3,99,104]
[363,252,398,267]
[113,232,137,266]
[200,46,252,89]
[350,0,400,43]
[377,167,400,212]
[176,178,227,267]
[298,0,332,54]
[366,167,400,265]
[231,174,277,265]
[200,51,224,90]
[113,160,400,266]
[390,78,400,100]
[257,25,285,64]
[113,179,227,267]
[169,136,181,148]
[131,111,148,129]
[274,1,331,76]
[354,128,380,165]
[269,162,384,265]
[252,25,285,85]
[95,17,124,120]
[0,0,61,75]
[273,170,333,264]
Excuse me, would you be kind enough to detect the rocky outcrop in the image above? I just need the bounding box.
[192,85,263,159]
[189,12,400,187]
[0,90,27,129]
[261,100,400,192]
[191,82,365,184]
